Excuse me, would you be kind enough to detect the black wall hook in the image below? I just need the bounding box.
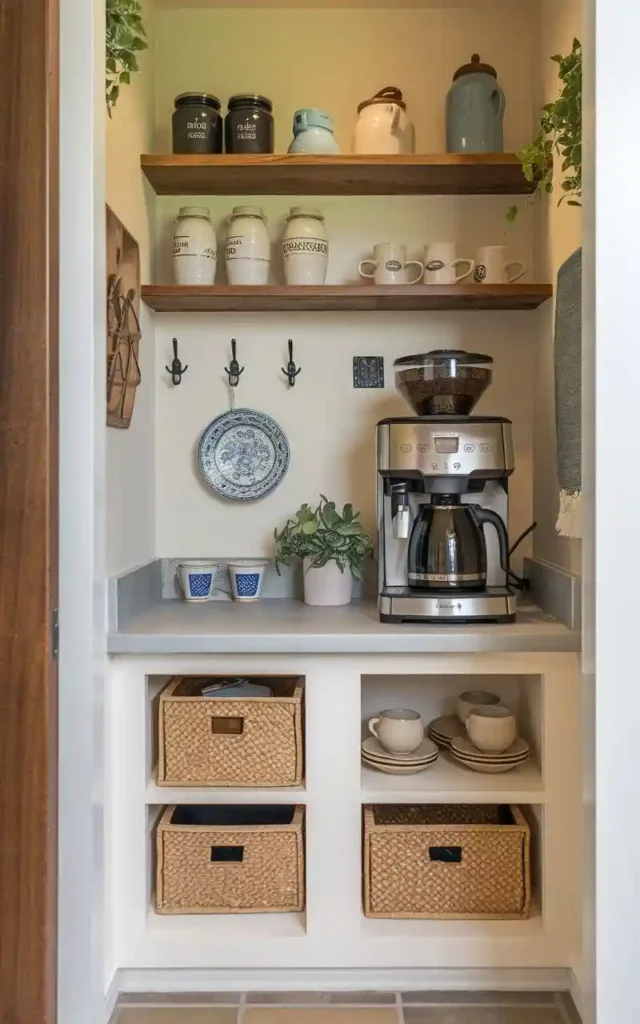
[166,337,188,385]
[281,339,301,387]
[225,338,245,387]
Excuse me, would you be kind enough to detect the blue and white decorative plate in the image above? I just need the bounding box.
[198,408,290,501]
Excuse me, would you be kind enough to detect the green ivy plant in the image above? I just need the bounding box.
[508,38,582,222]
[106,0,148,115]
[275,496,373,580]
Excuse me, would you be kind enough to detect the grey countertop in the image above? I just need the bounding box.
[107,598,580,655]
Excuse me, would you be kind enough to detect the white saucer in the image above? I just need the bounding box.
[361,755,436,776]
[451,736,530,761]
[428,715,466,748]
[450,753,527,774]
[362,736,438,763]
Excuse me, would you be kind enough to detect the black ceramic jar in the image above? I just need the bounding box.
[172,93,223,154]
[225,94,274,154]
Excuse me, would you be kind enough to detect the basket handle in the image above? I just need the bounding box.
[211,846,244,863]
[211,716,244,735]
[429,846,462,863]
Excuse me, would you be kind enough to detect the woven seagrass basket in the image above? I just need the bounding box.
[363,803,531,920]
[157,675,304,787]
[156,804,305,914]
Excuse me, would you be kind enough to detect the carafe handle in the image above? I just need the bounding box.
[471,506,510,575]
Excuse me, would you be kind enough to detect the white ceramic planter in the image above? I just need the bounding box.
[282,208,328,285]
[225,205,271,285]
[303,558,353,606]
[172,207,217,286]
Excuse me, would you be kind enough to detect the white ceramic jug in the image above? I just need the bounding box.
[225,206,271,285]
[172,207,217,286]
[353,87,415,155]
[282,208,328,285]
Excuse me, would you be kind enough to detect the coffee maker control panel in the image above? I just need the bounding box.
[381,420,515,476]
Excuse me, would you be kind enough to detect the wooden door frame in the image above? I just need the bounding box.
[0,0,59,1022]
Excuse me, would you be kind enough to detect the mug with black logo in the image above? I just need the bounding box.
[359,243,424,285]
[423,242,474,285]
[473,245,525,284]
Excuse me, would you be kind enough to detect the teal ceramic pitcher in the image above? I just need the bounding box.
[446,53,505,153]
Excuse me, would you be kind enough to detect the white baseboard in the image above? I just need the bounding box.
[104,970,121,1022]
[117,966,572,995]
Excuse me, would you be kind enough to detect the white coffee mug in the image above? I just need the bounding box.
[474,245,525,284]
[359,243,423,285]
[424,242,474,285]
[368,708,424,754]
[466,706,517,754]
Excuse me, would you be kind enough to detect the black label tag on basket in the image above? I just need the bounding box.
[429,846,462,863]
[211,845,244,863]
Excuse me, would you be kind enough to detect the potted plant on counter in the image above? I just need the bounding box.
[274,495,373,607]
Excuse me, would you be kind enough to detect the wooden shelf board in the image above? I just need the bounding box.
[142,283,551,313]
[140,153,532,196]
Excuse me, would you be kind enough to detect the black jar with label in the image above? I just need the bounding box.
[225,94,274,154]
[172,93,223,154]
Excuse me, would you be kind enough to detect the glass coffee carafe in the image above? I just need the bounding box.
[407,495,509,590]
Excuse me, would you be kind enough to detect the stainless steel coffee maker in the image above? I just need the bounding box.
[377,350,517,623]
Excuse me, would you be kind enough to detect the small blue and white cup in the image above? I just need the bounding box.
[227,560,268,602]
[176,560,220,602]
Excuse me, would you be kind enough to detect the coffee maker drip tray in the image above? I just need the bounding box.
[380,586,517,624]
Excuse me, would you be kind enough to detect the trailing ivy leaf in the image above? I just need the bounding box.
[507,39,581,218]
[106,0,147,112]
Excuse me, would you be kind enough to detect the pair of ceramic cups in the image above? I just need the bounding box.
[176,559,267,603]
[457,689,517,753]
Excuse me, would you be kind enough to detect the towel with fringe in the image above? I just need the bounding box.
[554,248,582,539]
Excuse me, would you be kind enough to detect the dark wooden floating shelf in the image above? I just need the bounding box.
[140,153,532,197]
[141,284,552,313]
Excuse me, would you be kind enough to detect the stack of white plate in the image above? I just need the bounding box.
[450,736,531,774]
[428,715,466,749]
[361,736,439,776]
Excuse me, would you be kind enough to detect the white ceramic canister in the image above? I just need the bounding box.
[225,205,271,285]
[282,208,328,285]
[353,87,415,155]
[172,206,217,286]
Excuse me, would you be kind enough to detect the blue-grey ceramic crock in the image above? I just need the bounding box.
[446,53,505,153]
[288,108,340,154]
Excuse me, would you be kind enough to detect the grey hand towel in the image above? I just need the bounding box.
[554,247,582,538]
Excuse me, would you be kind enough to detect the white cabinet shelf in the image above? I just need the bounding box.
[360,755,544,804]
[146,782,307,804]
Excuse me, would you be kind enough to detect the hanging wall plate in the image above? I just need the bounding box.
[198,408,290,501]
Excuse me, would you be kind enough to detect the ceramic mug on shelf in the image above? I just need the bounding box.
[456,689,501,724]
[424,242,475,285]
[176,560,220,602]
[473,245,525,284]
[368,708,424,754]
[466,705,517,753]
[227,559,268,602]
[359,244,423,286]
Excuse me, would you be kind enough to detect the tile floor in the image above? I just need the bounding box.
[113,991,580,1024]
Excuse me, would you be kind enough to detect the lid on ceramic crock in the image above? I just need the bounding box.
[357,86,406,113]
[227,94,273,112]
[174,92,221,109]
[178,206,211,219]
[394,349,493,367]
[452,54,497,81]
[292,108,335,131]
[286,206,324,221]
[230,205,266,220]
